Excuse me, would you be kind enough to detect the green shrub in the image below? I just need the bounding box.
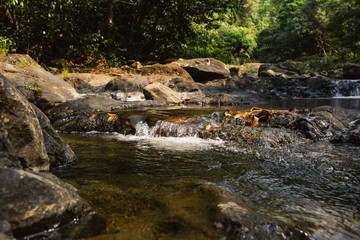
[0,36,13,56]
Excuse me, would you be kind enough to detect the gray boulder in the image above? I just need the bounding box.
[175,58,230,83]
[0,54,79,109]
[0,74,49,171]
[0,167,91,238]
[32,104,76,168]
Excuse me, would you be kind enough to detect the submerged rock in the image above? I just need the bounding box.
[199,184,307,240]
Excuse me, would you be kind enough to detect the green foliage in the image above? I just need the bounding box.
[0,0,359,64]
[180,24,257,64]
[0,36,13,56]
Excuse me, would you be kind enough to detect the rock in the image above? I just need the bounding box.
[292,106,360,144]
[143,82,182,104]
[32,104,76,168]
[1,63,17,73]
[1,54,79,109]
[65,73,117,93]
[0,74,49,171]
[343,63,360,79]
[51,112,135,134]
[206,93,238,105]
[104,76,148,92]
[48,95,165,122]
[258,64,300,78]
[175,58,230,83]
[198,184,305,240]
[167,77,200,92]
[0,120,21,169]
[130,61,142,69]
[229,67,240,76]
[0,167,91,239]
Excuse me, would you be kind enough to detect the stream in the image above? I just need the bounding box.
[54,100,360,240]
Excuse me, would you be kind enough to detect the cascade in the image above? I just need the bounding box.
[333,79,360,97]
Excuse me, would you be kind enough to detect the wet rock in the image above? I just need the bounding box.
[143,82,182,104]
[153,117,202,137]
[175,58,230,83]
[292,106,360,144]
[32,104,76,168]
[0,74,49,171]
[1,54,79,109]
[343,63,360,79]
[52,112,135,134]
[47,95,165,121]
[0,167,91,239]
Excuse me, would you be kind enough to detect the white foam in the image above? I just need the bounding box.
[110,133,225,152]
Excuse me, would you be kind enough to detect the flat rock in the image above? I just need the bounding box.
[1,54,80,109]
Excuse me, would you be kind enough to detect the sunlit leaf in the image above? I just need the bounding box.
[108,113,119,122]
[205,124,221,131]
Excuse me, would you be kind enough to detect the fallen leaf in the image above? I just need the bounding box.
[108,113,119,122]
[89,114,98,121]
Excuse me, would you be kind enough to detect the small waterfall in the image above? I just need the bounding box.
[134,121,151,136]
[134,120,200,138]
[333,80,360,98]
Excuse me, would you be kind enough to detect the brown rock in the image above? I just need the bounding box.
[143,82,182,104]
[174,58,230,83]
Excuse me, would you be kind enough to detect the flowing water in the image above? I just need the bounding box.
[54,101,360,240]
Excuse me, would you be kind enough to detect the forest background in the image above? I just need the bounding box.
[1,0,359,70]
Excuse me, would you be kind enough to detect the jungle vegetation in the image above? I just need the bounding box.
[1,0,359,65]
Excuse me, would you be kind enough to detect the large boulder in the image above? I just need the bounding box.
[0,167,91,238]
[0,74,49,171]
[0,54,79,108]
[174,58,230,83]
[32,104,76,168]
[143,82,182,104]
[343,63,360,79]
